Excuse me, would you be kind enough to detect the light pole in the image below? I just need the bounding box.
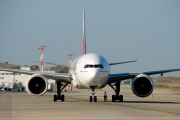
[38,46,47,71]
[67,54,75,65]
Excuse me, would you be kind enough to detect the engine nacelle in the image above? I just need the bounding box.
[131,74,154,97]
[26,74,48,96]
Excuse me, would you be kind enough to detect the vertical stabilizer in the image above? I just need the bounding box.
[82,9,86,55]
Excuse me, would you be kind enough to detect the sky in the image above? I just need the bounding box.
[0,0,180,76]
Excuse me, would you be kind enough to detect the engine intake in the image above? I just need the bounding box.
[131,74,154,97]
[26,74,48,96]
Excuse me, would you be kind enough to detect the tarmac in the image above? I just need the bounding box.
[0,85,180,120]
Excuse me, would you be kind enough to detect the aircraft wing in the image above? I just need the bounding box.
[109,60,137,66]
[31,60,70,67]
[108,68,180,83]
[0,67,72,83]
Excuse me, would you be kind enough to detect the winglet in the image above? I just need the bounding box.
[82,9,86,55]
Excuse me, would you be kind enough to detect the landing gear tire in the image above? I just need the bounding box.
[54,94,57,102]
[90,86,97,102]
[112,95,123,102]
[89,96,97,102]
[90,96,93,102]
[112,95,115,102]
[119,95,123,102]
[94,96,97,102]
[61,94,65,102]
[54,94,65,102]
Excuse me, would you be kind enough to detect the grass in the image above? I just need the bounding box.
[154,84,170,89]
[154,77,180,84]
[152,77,180,90]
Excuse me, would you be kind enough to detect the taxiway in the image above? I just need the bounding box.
[0,85,180,120]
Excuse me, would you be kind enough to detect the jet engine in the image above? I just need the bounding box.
[26,74,48,96]
[131,74,154,97]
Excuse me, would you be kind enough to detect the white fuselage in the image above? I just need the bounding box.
[70,53,110,89]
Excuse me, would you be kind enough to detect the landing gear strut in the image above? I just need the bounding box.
[108,81,123,102]
[54,81,68,102]
[90,86,97,102]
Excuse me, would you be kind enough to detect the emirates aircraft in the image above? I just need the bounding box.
[1,9,180,102]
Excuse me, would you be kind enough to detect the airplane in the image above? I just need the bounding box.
[1,9,180,102]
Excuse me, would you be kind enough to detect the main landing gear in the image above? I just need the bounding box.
[54,81,68,102]
[90,86,97,102]
[108,81,123,102]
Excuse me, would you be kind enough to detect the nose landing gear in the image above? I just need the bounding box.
[90,86,97,102]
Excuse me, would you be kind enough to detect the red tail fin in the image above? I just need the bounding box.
[82,9,86,55]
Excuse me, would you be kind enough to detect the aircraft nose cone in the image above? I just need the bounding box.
[86,69,102,86]
[89,69,99,79]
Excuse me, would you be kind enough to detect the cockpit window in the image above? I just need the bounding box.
[94,65,99,68]
[89,65,93,68]
[84,65,89,68]
[99,64,103,68]
[84,64,104,69]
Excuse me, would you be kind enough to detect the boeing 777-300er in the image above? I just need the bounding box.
[1,9,180,102]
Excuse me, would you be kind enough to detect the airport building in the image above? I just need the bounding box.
[0,62,55,91]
